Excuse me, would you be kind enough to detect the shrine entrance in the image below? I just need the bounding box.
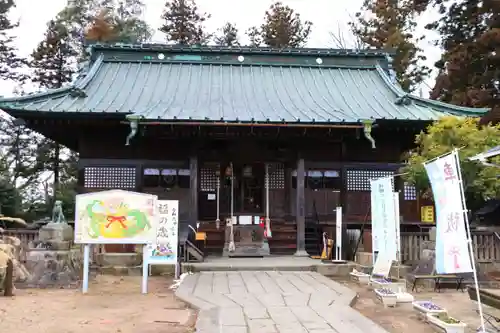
[222,162,270,257]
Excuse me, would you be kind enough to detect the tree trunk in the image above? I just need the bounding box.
[3,259,13,297]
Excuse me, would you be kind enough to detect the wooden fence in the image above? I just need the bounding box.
[400,231,500,263]
[4,228,500,265]
[2,229,39,262]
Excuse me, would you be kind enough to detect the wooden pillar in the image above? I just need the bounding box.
[295,157,308,256]
[285,166,292,216]
[189,155,199,225]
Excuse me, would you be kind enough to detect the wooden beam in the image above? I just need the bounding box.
[189,155,199,226]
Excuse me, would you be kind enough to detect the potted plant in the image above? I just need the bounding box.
[427,313,467,333]
[350,268,370,284]
[370,277,406,293]
[374,288,397,307]
[412,301,446,320]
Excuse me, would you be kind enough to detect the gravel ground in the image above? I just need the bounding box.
[0,275,196,333]
[347,280,496,333]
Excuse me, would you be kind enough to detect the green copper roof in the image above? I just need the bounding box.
[0,44,489,123]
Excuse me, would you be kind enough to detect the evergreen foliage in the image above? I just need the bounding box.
[349,0,430,92]
[247,2,312,48]
[159,0,211,45]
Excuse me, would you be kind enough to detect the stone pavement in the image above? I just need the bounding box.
[175,271,390,332]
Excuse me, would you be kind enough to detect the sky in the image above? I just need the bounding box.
[1,0,443,97]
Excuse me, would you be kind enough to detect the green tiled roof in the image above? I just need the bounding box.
[0,44,489,123]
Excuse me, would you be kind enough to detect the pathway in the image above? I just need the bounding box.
[176,271,390,332]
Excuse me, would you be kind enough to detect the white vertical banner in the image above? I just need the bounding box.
[147,200,179,265]
[371,177,397,261]
[393,192,401,262]
[370,182,380,262]
[424,151,472,274]
[335,206,342,260]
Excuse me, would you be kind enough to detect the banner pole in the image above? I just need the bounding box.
[454,149,486,332]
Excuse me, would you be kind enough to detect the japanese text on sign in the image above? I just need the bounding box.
[148,200,178,265]
[424,151,472,274]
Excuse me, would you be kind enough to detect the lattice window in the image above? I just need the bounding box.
[200,166,217,191]
[346,170,394,191]
[404,182,417,200]
[268,163,285,189]
[84,166,136,189]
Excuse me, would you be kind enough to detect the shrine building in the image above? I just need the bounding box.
[0,43,489,257]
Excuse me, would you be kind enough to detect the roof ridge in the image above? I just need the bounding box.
[374,64,490,115]
[0,54,104,104]
[90,42,395,58]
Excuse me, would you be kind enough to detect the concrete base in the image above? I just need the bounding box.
[294,250,310,257]
[38,223,73,242]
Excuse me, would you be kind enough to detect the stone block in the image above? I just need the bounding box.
[24,249,82,288]
[100,265,142,276]
[31,240,71,251]
[38,223,73,242]
[389,265,411,279]
[316,262,356,277]
[421,240,435,250]
[421,249,436,260]
[96,253,141,267]
[355,252,373,266]
[429,227,436,241]
[150,264,175,276]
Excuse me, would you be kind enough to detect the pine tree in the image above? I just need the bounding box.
[29,18,80,209]
[422,0,500,112]
[214,22,240,47]
[0,0,26,82]
[30,20,78,89]
[247,2,312,48]
[349,0,430,92]
[159,0,211,45]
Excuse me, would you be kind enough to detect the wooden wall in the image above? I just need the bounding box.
[75,122,427,225]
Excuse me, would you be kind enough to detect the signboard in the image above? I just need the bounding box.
[335,206,342,260]
[424,151,472,274]
[370,177,397,261]
[147,200,179,265]
[74,190,157,244]
[421,206,435,223]
[393,192,401,262]
[370,182,380,261]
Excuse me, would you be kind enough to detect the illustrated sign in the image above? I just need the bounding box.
[370,177,397,261]
[421,206,435,223]
[148,200,178,265]
[74,190,157,244]
[424,151,472,274]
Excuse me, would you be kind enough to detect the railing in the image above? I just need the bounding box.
[400,231,500,263]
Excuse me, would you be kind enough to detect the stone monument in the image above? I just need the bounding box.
[420,227,437,261]
[25,201,83,288]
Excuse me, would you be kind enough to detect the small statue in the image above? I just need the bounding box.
[51,200,66,224]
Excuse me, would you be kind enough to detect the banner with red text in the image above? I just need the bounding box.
[424,151,472,274]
